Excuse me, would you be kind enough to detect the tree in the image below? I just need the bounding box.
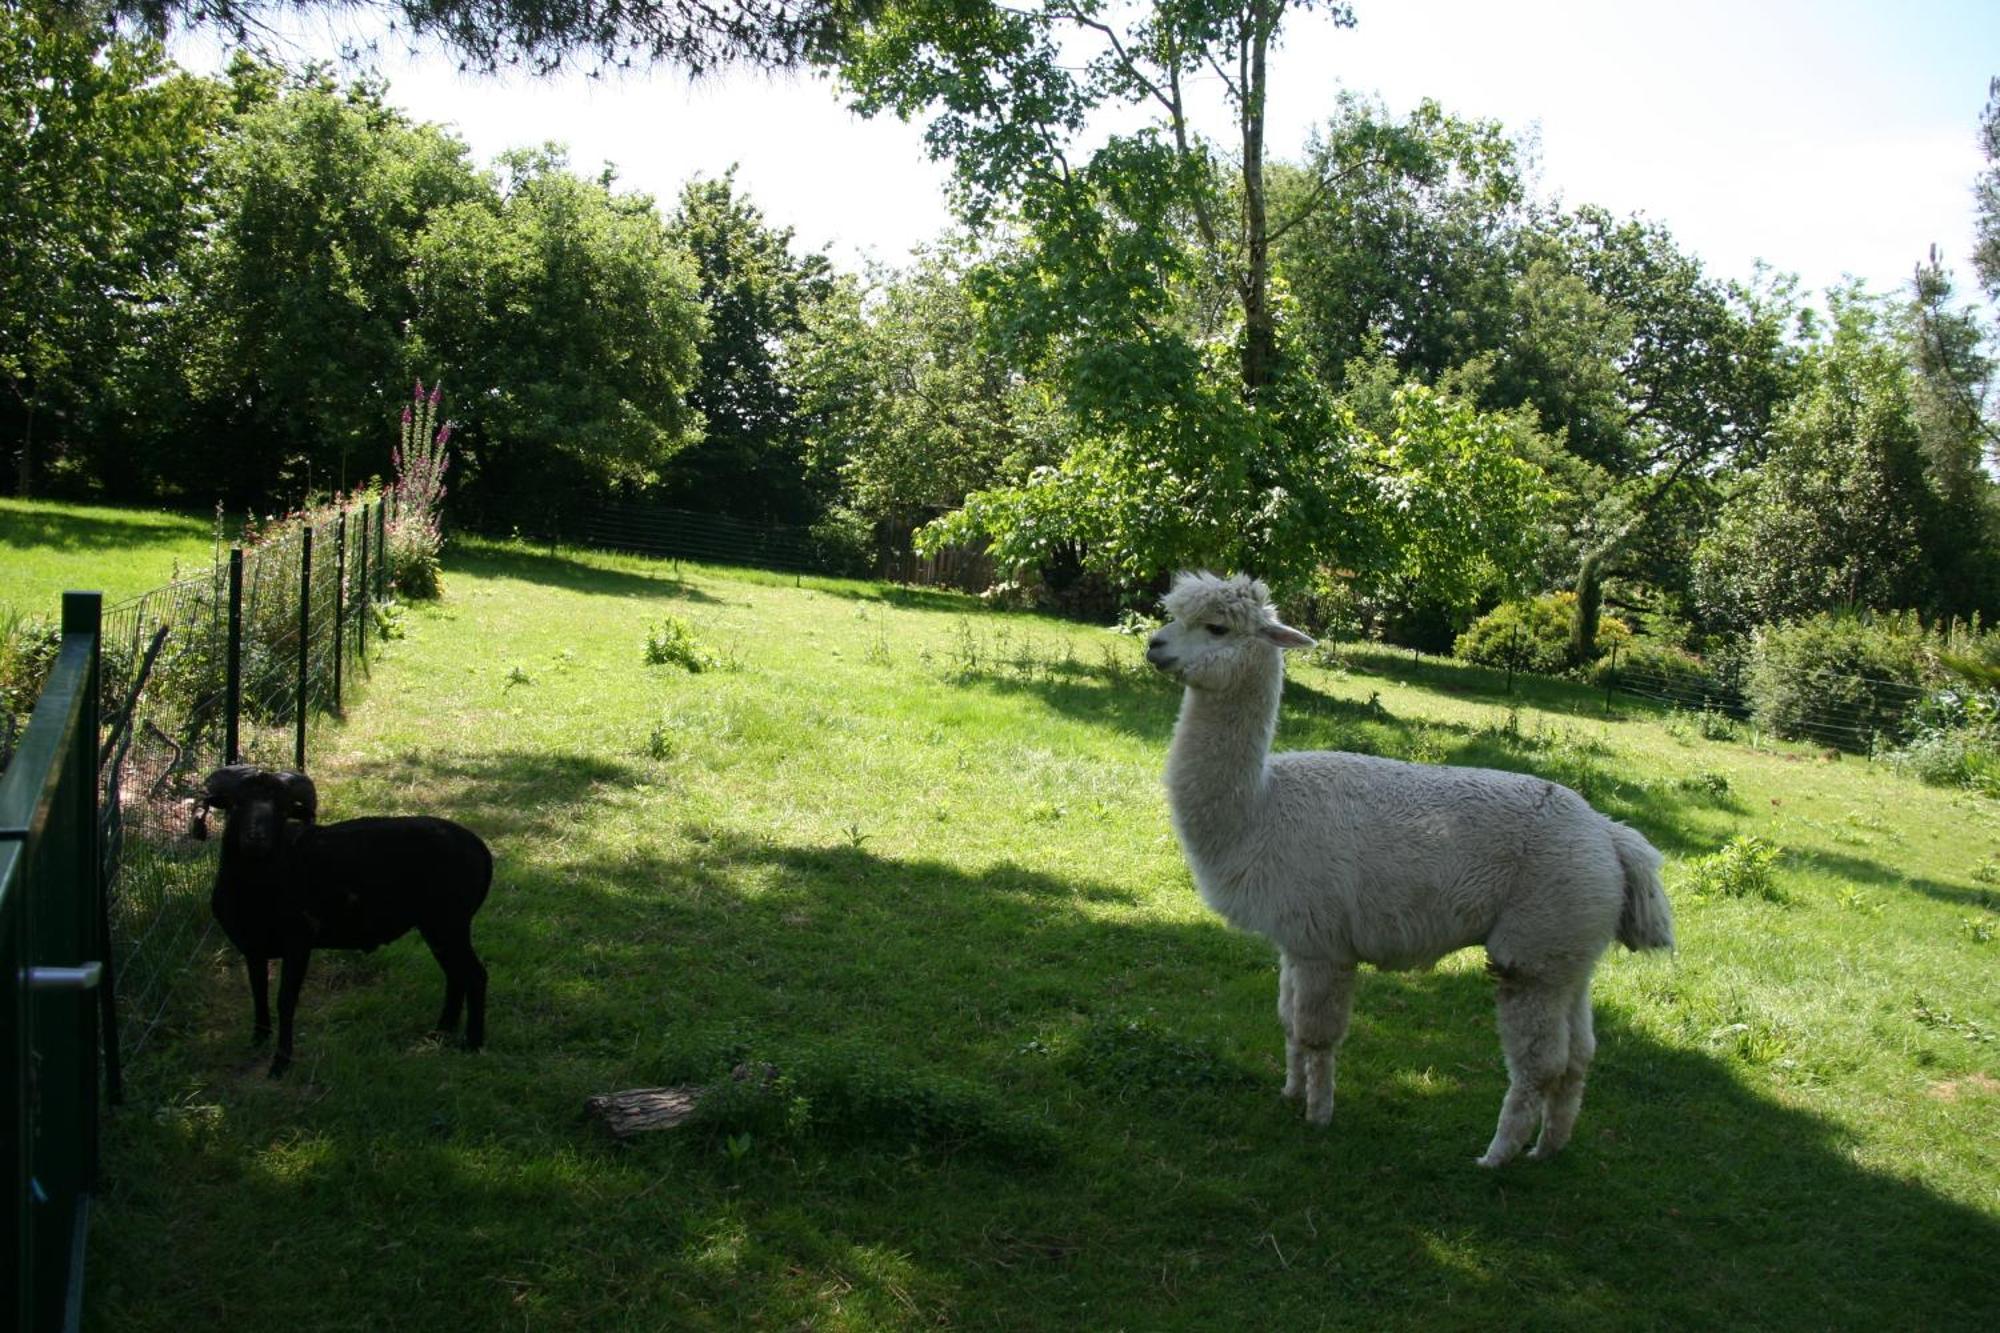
[408,147,707,522]
[82,0,867,75]
[1909,77,2000,466]
[1691,294,1961,633]
[0,4,218,494]
[803,246,1061,532]
[660,169,835,526]
[1494,210,1801,655]
[170,61,485,500]
[842,2,1554,601]
[1276,96,1525,390]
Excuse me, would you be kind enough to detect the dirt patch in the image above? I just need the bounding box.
[1925,1072,2000,1102]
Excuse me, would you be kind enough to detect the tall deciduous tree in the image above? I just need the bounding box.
[842,1,1553,599]
[801,245,1064,532]
[1691,294,1969,633]
[660,170,835,526]
[0,4,218,495]
[1276,96,1525,390]
[176,61,484,499]
[409,147,707,521]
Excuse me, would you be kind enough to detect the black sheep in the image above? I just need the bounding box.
[196,765,492,1076]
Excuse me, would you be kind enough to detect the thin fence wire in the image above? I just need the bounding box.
[1606,655,1931,754]
[510,500,993,590]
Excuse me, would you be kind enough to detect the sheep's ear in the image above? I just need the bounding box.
[278,771,318,822]
[1259,622,1317,651]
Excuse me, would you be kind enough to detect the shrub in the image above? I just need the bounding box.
[644,615,714,672]
[1454,593,1629,678]
[1682,835,1786,902]
[1888,685,2000,794]
[0,611,62,770]
[1743,612,1936,751]
[807,506,876,578]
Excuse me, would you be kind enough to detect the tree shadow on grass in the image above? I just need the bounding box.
[1796,846,2000,911]
[804,580,985,614]
[450,540,729,604]
[330,747,647,843]
[102,826,1999,1329]
[0,505,207,554]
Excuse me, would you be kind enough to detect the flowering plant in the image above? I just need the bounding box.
[388,378,452,599]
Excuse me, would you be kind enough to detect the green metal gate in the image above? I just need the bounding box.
[3,592,109,1332]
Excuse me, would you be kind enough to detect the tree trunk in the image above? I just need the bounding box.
[1237,3,1276,396]
[14,405,34,498]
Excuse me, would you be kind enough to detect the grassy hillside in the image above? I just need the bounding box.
[0,497,218,614]
[85,537,1998,1330]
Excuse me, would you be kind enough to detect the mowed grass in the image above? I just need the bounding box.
[1,497,219,615]
[85,538,1999,1330]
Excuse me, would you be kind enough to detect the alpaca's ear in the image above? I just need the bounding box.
[1260,622,1316,650]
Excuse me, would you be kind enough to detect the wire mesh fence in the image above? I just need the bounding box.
[1602,645,1932,754]
[94,499,390,1057]
[533,500,834,573]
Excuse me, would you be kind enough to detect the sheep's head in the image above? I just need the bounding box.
[196,765,317,854]
[1146,572,1315,690]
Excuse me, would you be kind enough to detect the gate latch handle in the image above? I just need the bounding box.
[25,963,102,992]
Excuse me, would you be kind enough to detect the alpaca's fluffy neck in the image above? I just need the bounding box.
[1164,655,1282,865]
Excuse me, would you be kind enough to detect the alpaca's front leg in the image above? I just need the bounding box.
[1286,958,1356,1127]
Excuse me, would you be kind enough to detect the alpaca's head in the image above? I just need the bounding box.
[1147,572,1315,691]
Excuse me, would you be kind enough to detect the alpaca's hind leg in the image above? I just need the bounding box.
[1530,978,1598,1161]
[1286,958,1356,1127]
[1278,954,1303,1099]
[1478,975,1572,1168]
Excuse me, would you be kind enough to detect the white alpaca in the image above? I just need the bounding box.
[1147,572,1675,1167]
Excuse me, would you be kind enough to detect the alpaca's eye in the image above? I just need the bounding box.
[1206,624,1229,637]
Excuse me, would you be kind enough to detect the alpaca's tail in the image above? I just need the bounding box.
[1610,821,1675,952]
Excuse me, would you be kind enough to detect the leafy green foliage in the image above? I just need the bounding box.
[1454,593,1628,677]
[0,7,220,495]
[1693,296,1956,633]
[643,614,715,671]
[1680,835,1785,903]
[1743,611,1935,749]
[410,147,706,520]
[658,169,838,526]
[170,63,484,501]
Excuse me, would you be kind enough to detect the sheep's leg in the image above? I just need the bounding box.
[1478,974,1571,1168]
[1530,979,1597,1161]
[420,921,487,1051]
[270,949,311,1078]
[245,953,271,1045]
[421,922,466,1038]
[1287,958,1355,1127]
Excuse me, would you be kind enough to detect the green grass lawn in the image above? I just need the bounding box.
[0,497,220,615]
[79,537,1999,1330]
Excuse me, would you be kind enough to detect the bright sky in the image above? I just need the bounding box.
[173,0,2000,304]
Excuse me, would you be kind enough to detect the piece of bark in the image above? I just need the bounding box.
[585,1086,704,1138]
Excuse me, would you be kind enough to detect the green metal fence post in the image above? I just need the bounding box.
[333,513,347,717]
[225,550,243,766]
[356,504,371,664]
[295,527,313,772]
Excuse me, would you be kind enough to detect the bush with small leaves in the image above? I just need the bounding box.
[1682,835,1786,903]
[644,615,714,672]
